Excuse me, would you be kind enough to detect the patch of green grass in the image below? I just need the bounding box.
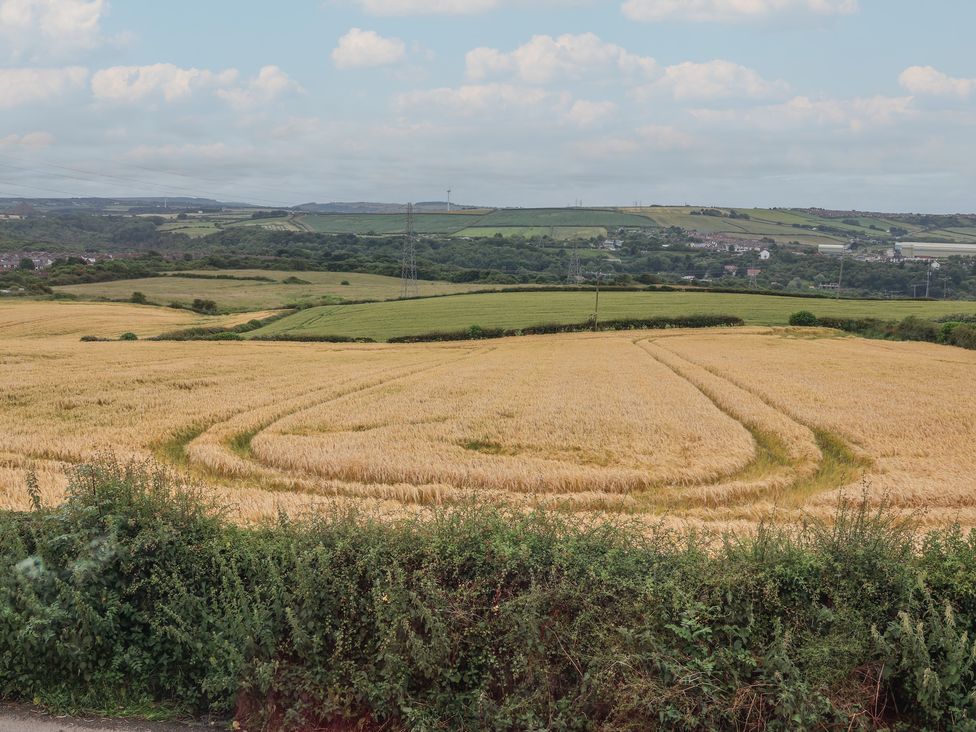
[154,424,207,467]
[249,290,976,342]
[228,428,259,459]
[461,439,506,455]
[784,429,871,508]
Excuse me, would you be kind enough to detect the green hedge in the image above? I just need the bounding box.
[798,314,976,352]
[152,311,294,341]
[386,315,744,343]
[2,461,975,730]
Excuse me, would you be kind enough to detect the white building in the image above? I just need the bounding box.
[896,242,976,259]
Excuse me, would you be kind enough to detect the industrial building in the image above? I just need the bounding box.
[818,244,848,256]
[896,242,976,259]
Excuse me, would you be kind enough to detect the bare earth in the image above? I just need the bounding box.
[0,705,209,732]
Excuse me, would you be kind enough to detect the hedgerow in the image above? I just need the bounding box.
[385,315,744,343]
[2,461,975,729]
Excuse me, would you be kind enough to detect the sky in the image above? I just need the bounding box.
[0,0,973,211]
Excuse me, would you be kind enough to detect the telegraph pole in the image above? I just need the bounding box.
[592,272,603,332]
[925,266,931,299]
[836,256,844,299]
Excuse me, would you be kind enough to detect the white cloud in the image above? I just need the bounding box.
[332,28,406,69]
[396,82,561,116]
[354,0,501,15]
[0,66,88,108]
[0,0,105,56]
[899,66,975,99]
[574,124,697,159]
[692,95,914,132]
[648,60,789,100]
[91,64,239,103]
[565,99,617,127]
[622,0,858,23]
[217,66,304,109]
[467,33,656,84]
[0,130,55,149]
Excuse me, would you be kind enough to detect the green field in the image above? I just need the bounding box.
[298,208,657,236]
[300,213,481,235]
[248,290,976,342]
[456,226,608,240]
[623,206,927,246]
[55,270,504,311]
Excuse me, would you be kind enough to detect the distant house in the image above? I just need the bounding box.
[759,249,771,260]
[723,265,738,275]
[746,268,763,278]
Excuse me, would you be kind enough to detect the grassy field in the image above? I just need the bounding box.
[300,212,480,235]
[55,270,501,311]
[250,290,976,342]
[621,206,927,246]
[298,208,657,236]
[3,299,976,532]
[455,225,608,240]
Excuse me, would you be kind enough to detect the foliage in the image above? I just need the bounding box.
[118,332,138,341]
[385,314,744,343]
[807,314,976,352]
[190,298,218,315]
[788,310,818,326]
[2,461,976,730]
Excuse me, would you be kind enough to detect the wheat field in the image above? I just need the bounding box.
[2,300,975,530]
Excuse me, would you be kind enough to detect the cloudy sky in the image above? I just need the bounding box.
[0,0,973,211]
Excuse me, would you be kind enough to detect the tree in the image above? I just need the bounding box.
[130,291,148,304]
[191,298,218,314]
[17,258,35,270]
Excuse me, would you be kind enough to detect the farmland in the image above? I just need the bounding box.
[295,208,657,236]
[250,289,975,342]
[2,300,976,531]
[55,270,502,311]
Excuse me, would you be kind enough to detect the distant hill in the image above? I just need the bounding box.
[295,201,482,214]
[0,197,257,214]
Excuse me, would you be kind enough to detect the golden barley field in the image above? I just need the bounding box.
[2,300,975,530]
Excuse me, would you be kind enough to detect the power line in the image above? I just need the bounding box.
[400,203,419,299]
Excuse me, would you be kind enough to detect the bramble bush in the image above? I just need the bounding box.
[1,461,975,730]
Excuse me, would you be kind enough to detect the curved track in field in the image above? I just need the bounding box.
[148,331,868,517]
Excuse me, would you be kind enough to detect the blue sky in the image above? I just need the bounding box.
[0,0,973,211]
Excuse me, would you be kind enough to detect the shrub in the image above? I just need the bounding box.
[386,315,743,343]
[789,310,818,327]
[340,280,351,286]
[2,461,975,730]
[130,291,148,305]
[190,298,218,315]
[894,316,940,343]
[945,323,976,350]
[118,332,138,341]
[79,335,109,342]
